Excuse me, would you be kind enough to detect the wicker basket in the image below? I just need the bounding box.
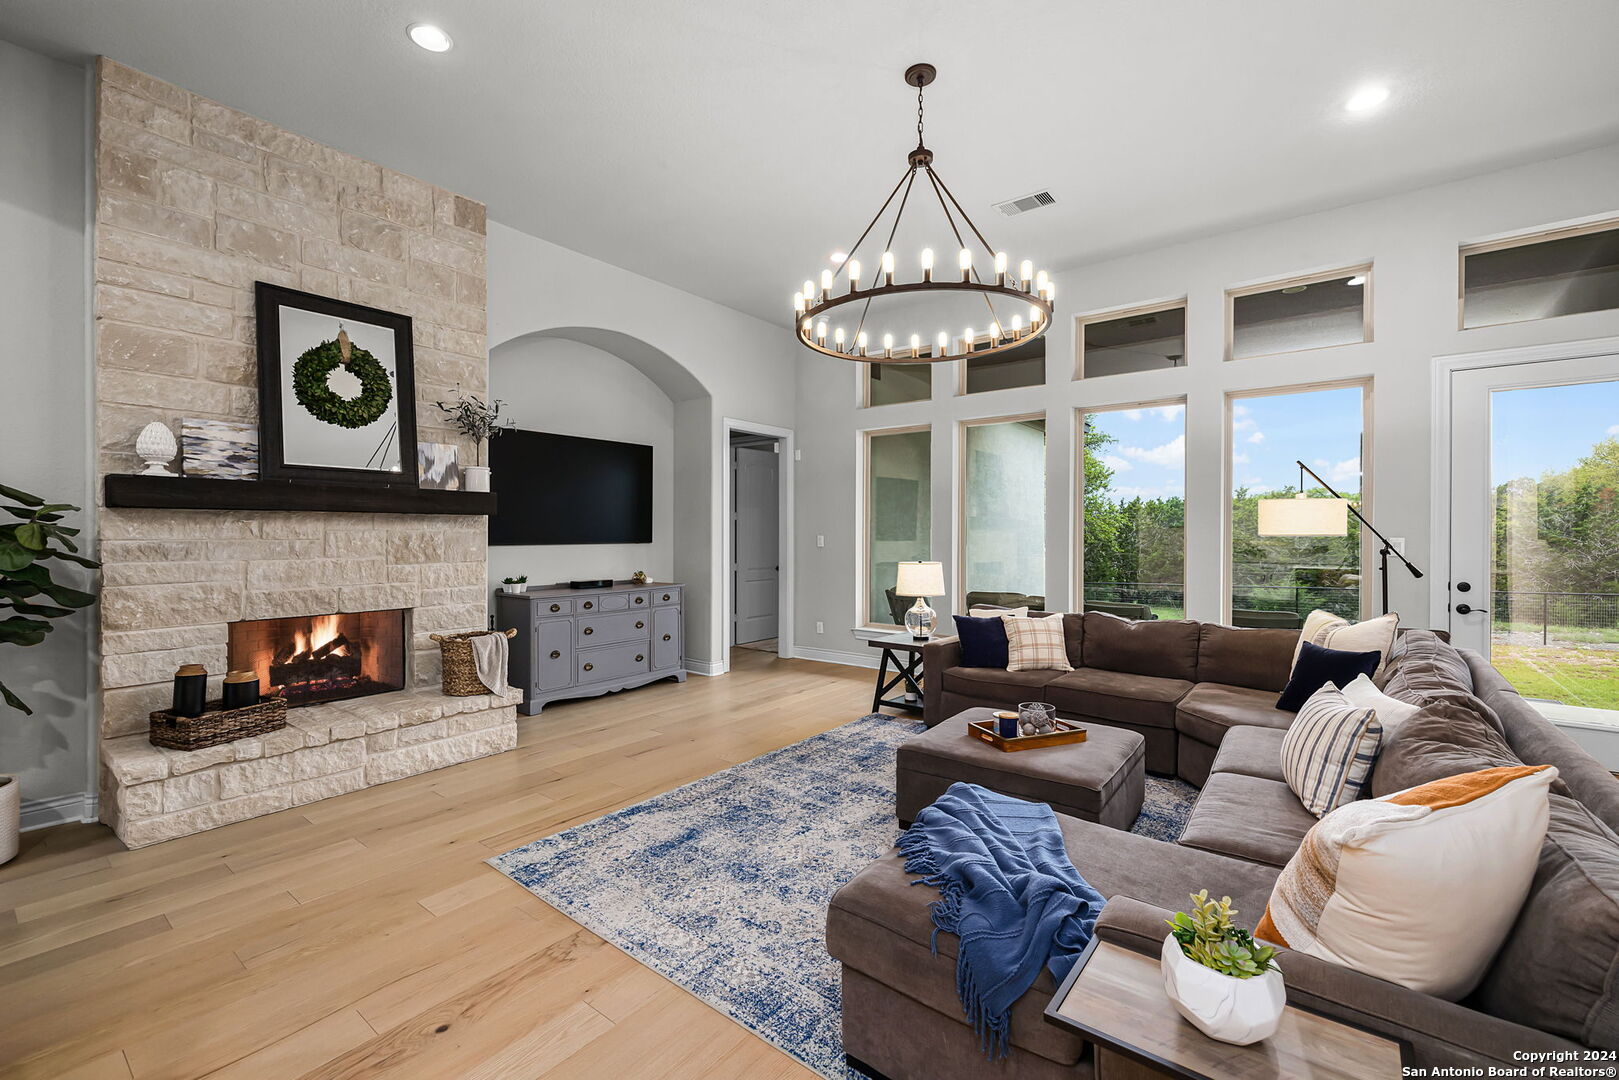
[149,697,288,751]
[431,628,517,696]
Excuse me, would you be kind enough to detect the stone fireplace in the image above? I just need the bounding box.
[229,608,408,707]
[91,60,518,848]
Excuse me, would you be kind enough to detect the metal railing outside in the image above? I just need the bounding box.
[1491,590,1619,647]
[1083,582,1361,620]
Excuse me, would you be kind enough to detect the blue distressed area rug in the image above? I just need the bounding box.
[489,714,1196,1079]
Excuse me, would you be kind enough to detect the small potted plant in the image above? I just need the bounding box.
[502,575,529,594]
[432,387,512,493]
[1161,890,1284,1045]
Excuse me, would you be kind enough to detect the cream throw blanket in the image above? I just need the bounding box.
[470,631,509,693]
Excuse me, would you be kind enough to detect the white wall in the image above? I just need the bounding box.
[0,40,94,825]
[793,141,1619,663]
[487,336,675,590]
[486,222,799,670]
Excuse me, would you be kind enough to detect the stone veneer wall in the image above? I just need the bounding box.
[91,60,511,844]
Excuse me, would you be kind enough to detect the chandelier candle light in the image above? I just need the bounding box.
[791,64,1055,363]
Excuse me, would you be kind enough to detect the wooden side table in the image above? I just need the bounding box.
[1044,938,1407,1079]
[865,632,932,715]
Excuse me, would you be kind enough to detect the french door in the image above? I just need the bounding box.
[1448,351,1619,726]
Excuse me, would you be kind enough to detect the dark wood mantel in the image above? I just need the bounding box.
[103,475,496,516]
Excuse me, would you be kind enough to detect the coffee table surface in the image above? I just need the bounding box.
[904,707,1144,787]
[1045,939,1406,1079]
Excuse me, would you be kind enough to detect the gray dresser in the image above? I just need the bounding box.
[496,581,686,715]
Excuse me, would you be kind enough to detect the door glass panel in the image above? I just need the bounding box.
[1081,404,1185,619]
[865,429,931,625]
[1490,381,1619,711]
[964,418,1046,609]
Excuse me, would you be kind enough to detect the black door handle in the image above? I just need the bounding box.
[1455,603,1488,615]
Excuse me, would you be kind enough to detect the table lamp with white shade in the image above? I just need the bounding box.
[1257,459,1421,615]
[895,561,946,638]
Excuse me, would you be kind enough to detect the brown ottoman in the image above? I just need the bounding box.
[896,707,1146,831]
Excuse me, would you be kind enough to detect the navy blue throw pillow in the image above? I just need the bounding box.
[1276,639,1382,712]
[953,614,1010,669]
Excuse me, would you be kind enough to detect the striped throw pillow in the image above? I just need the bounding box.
[1001,614,1073,672]
[1257,764,1557,999]
[1281,683,1383,817]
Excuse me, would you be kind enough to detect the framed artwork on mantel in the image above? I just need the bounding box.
[254,282,419,487]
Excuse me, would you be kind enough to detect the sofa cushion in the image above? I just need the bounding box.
[1177,772,1319,869]
[940,666,1065,701]
[1061,612,1084,669]
[1175,682,1294,747]
[1473,794,1619,1048]
[1209,724,1288,783]
[1043,667,1192,730]
[1382,629,1474,704]
[1369,697,1525,798]
[1276,640,1382,712]
[1196,623,1298,692]
[1293,609,1400,679]
[1341,673,1421,735]
[1282,684,1383,817]
[951,613,1010,668]
[1082,611,1200,681]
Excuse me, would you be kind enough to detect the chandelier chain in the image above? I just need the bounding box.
[916,82,925,148]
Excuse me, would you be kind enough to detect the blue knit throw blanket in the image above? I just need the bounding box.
[897,782,1104,1058]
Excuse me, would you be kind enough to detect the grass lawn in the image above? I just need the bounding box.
[1491,643,1619,711]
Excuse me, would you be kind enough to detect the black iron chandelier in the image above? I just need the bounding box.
[792,63,1054,364]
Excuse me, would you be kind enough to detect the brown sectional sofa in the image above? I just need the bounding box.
[831,623,1619,1078]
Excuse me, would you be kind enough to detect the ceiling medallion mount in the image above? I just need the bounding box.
[792,63,1054,365]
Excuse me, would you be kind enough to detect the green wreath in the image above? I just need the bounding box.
[292,338,393,429]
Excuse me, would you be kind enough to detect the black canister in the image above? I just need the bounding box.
[171,663,208,717]
[222,670,260,710]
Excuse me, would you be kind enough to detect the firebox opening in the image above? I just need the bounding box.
[228,608,407,707]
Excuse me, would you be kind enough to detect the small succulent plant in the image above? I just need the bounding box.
[502,575,528,585]
[1166,890,1278,979]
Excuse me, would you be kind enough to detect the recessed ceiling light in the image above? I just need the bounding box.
[1346,275,1366,286]
[830,251,848,262]
[1281,285,1308,295]
[408,23,453,52]
[1344,85,1389,114]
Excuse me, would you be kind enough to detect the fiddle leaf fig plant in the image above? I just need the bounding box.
[1,483,100,715]
[1166,890,1278,979]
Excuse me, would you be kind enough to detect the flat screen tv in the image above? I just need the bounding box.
[488,429,653,545]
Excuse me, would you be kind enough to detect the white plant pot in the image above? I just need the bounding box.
[505,583,528,593]
[1160,934,1285,1046]
[0,775,19,865]
[463,466,491,493]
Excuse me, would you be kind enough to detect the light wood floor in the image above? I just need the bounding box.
[0,649,884,1080]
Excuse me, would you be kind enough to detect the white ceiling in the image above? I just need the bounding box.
[5,0,1619,324]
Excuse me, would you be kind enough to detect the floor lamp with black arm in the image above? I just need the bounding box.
[1257,459,1423,615]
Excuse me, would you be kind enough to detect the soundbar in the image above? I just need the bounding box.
[568,579,614,590]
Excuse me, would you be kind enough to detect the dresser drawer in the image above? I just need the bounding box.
[627,590,651,609]
[578,642,649,683]
[534,597,572,617]
[652,587,681,607]
[576,610,651,646]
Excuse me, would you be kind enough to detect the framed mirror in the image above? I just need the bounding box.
[255,283,418,487]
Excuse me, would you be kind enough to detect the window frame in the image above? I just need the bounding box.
[1224,263,1374,363]
[1072,298,1189,382]
[858,422,934,630]
[858,359,936,409]
[956,410,1049,614]
[1222,378,1375,624]
[1457,214,1619,331]
[955,333,1049,397]
[1073,397,1189,619]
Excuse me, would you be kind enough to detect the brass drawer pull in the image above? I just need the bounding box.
[635,654,644,663]
[635,596,645,604]
[662,634,671,642]
[550,603,561,612]
[549,650,561,659]
[583,627,593,635]
[635,620,644,629]
[583,662,594,672]
[582,601,593,610]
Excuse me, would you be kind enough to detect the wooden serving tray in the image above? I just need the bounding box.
[968,716,1087,752]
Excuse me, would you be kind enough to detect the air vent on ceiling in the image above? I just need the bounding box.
[992,190,1056,217]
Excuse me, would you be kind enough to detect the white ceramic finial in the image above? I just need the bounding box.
[136,421,178,476]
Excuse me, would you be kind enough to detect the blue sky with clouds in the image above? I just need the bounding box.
[1089,403,1186,500]
[1492,381,1619,483]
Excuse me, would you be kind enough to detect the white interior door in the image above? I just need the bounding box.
[732,443,779,644]
[1448,352,1619,735]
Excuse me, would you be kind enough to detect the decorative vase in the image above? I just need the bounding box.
[136,421,178,476]
[1160,934,1285,1046]
[0,775,19,865]
[463,466,491,492]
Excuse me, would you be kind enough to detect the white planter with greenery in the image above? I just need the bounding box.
[1161,891,1284,1045]
[433,388,511,496]
[0,775,18,864]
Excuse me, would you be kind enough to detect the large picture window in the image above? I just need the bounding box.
[962,416,1046,610]
[1228,384,1368,626]
[863,427,932,626]
[1080,402,1186,620]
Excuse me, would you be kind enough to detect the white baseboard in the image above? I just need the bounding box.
[792,646,881,670]
[683,657,726,677]
[21,791,98,832]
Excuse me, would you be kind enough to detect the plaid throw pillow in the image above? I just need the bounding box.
[1001,614,1073,673]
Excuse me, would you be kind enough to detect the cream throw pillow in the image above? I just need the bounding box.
[1281,684,1383,817]
[1257,764,1557,999]
[1001,614,1072,672]
[969,605,1029,618]
[1340,673,1420,734]
[1293,610,1400,678]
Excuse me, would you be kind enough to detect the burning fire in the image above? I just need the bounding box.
[229,609,405,708]
[292,613,349,659]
